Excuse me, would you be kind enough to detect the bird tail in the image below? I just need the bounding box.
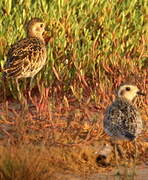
[125,132,136,141]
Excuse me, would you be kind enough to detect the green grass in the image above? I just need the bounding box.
[0,0,147,101]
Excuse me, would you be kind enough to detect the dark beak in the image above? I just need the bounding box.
[137,91,146,96]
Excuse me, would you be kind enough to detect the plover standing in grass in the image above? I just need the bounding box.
[103,83,145,165]
[2,18,48,99]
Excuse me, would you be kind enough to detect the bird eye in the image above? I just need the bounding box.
[126,87,130,91]
[40,24,43,28]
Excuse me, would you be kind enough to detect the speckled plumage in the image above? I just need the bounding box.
[3,18,47,80]
[104,84,145,141]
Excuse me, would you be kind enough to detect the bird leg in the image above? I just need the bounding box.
[111,139,128,175]
[15,79,22,100]
[15,79,28,112]
[132,140,138,176]
[27,76,35,98]
[115,143,121,166]
[111,138,121,175]
[134,140,138,161]
[29,77,34,92]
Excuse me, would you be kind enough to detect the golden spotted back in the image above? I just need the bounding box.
[103,84,145,141]
[3,18,47,80]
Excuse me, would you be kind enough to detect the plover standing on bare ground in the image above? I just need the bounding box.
[103,83,146,166]
[2,18,48,99]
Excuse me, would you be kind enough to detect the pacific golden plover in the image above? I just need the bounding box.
[2,18,48,97]
[103,83,145,164]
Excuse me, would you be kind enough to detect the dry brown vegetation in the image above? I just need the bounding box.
[0,80,147,179]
